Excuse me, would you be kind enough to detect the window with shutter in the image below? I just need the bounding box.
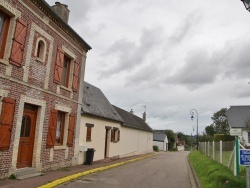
[61,55,71,87]
[9,18,27,67]
[72,60,80,91]
[0,97,15,150]
[86,123,94,142]
[46,109,58,148]
[55,111,65,145]
[0,11,10,59]
[67,114,75,147]
[54,48,64,84]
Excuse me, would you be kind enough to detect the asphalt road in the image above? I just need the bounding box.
[57,151,196,188]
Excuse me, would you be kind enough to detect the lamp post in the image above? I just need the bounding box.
[190,109,198,150]
[241,0,250,12]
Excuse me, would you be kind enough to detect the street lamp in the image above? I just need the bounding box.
[241,0,250,11]
[190,109,198,150]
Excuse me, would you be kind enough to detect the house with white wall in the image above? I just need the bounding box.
[153,131,168,151]
[78,82,153,164]
[79,82,123,164]
[226,106,250,147]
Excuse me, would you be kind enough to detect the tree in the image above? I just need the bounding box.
[177,132,184,141]
[205,124,215,136]
[211,108,229,135]
[165,130,176,150]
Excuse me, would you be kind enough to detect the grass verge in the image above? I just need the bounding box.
[188,151,245,188]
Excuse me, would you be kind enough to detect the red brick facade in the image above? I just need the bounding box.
[0,0,91,179]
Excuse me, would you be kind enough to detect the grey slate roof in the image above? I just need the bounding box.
[81,82,123,122]
[226,106,250,128]
[112,106,153,132]
[153,133,167,142]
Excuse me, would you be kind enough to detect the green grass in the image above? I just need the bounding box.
[189,151,245,188]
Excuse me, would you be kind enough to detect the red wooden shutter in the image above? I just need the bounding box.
[0,98,15,150]
[72,60,80,92]
[46,109,58,148]
[9,18,28,67]
[67,114,75,147]
[118,130,120,142]
[54,48,64,84]
[111,129,115,142]
[86,127,91,141]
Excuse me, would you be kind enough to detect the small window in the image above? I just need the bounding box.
[56,111,65,145]
[111,128,120,143]
[35,39,46,61]
[0,11,10,59]
[248,132,250,143]
[62,55,71,87]
[86,123,94,142]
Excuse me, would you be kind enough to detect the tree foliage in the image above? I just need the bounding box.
[165,130,176,143]
[211,108,229,135]
[205,124,215,136]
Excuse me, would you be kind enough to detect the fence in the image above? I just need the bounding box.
[198,141,235,174]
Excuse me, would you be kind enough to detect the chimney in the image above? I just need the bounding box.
[142,112,146,122]
[51,2,70,23]
[130,109,134,114]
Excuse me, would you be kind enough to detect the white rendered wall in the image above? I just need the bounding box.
[120,127,153,157]
[78,115,121,164]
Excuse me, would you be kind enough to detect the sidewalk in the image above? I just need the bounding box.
[0,153,156,188]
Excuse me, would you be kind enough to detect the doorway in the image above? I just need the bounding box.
[17,104,37,168]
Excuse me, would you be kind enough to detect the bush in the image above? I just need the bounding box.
[153,145,159,152]
[214,134,235,142]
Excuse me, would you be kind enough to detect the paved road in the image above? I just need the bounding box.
[57,151,196,188]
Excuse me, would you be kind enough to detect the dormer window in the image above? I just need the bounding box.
[35,38,46,62]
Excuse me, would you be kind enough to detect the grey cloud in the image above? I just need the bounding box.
[223,40,250,79]
[169,11,202,44]
[166,49,219,86]
[99,27,165,77]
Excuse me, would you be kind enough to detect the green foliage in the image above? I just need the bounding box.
[9,174,16,180]
[214,134,235,142]
[165,130,175,143]
[212,108,229,135]
[153,145,159,152]
[205,124,215,136]
[198,132,213,142]
[188,151,245,188]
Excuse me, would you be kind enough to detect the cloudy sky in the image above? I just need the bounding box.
[48,0,250,135]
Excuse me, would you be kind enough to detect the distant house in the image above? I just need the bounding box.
[176,138,185,151]
[226,106,250,147]
[153,131,168,151]
[79,82,153,164]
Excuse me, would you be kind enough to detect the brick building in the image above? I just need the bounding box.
[0,0,91,179]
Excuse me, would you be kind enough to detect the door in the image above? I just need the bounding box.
[17,105,37,168]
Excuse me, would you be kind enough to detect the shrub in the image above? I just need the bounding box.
[153,145,159,152]
[9,174,16,180]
